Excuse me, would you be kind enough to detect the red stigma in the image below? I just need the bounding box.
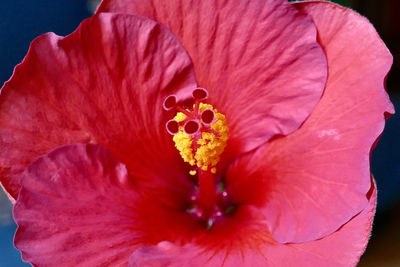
[163,95,177,111]
[184,120,200,135]
[201,109,215,124]
[192,88,208,101]
[166,120,179,135]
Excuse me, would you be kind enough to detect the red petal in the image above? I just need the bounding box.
[97,0,327,157]
[14,145,377,266]
[226,1,393,243]
[128,242,183,267]
[0,13,196,200]
[128,183,377,266]
[14,144,140,266]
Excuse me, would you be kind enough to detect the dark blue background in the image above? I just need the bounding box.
[0,0,399,266]
[0,1,92,266]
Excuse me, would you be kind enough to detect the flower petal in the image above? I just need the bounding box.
[0,13,196,200]
[226,1,393,243]
[274,180,376,266]
[14,144,141,266]
[128,182,377,266]
[97,0,328,157]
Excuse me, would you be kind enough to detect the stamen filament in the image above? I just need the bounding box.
[194,99,200,115]
[175,106,193,117]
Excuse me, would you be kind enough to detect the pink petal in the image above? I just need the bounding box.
[14,144,141,266]
[17,144,256,265]
[97,0,328,157]
[0,13,196,200]
[276,180,377,266]
[129,241,184,267]
[226,1,393,243]
[128,182,377,266]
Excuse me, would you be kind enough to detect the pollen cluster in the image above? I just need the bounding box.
[172,103,229,173]
[173,130,195,165]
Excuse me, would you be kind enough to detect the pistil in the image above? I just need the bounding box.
[197,169,217,218]
[163,88,229,226]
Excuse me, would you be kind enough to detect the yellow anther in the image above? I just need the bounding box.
[173,131,195,166]
[189,170,197,176]
[174,112,187,123]
[172,103,229,173]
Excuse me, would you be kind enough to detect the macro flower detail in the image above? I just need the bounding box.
[0,0,393,266]
[164,88,230,225]
[165,89,229,175]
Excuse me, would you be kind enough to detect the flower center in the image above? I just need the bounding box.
[163,88,231,227]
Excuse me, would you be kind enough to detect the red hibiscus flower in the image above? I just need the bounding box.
[0,0,393,266]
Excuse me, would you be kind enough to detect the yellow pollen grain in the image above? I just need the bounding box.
[189,170,197,176]
[172,103,229,173]
[174,112,187,123]
[173,131,195,166]
[172,111,195,166]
